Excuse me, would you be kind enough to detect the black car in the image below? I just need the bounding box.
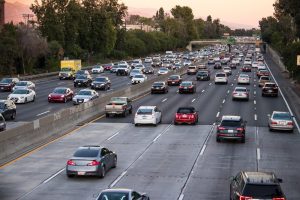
[230,171,285,200]
[66,145,117,178]
[196,71,210,81]
[0,114,6,131]
[74,75,92,87]
[74,70,90,79]
[0,100,17,120]
[144,66,155,74]
[0,78,19,92]
[216,115,246,143]
[91,76,111,90]
[151,82,168,94]
[179,81,196,94]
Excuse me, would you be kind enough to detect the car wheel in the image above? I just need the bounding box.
[112,156,117,168]
[269,127,273,132]
[135,123,138,127]
[262,93,265,97]
[216,137,221,142]
[289,129,294,133]
[129,108,132,114]
[25,97,27,103]
[32,96,35,102]
[11,112,16,120]
[99,165,106,178]
[106,113,110,118]
[67,174,75,178]
[174,121,178,125]
[241,137,245,143]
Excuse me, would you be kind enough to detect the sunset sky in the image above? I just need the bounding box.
[7,0,275,28]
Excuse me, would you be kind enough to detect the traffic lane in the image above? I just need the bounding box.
[114,125,212,200]
[182,126,257,200]
[258,126,300,199]
[12,124,171,200]
[0,123,128,200]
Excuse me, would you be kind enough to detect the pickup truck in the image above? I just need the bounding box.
[105,97,133,117]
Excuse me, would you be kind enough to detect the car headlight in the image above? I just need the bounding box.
[20,96,24,99]
[48,94,51,98]
[84,99,89,102]
[91,83,94,85]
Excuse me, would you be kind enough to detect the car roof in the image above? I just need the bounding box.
[79,89,94,92]
[153,81,164,84]
[55,87,69,90]
[221,115,241,121]
[79,145,102,150]
[138,106,156,109]
[272,111,290,115]
[234,87,247,90]
[100,188,133,193]
[242,171,279,184]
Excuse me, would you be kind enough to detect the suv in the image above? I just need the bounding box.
[230,171,285,200]
[0,99,17,120]
[216,115,246,143]
[215,72,228,84]
[262,82,278,97]
[0,78,19,92]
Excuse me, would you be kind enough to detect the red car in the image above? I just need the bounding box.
[174,107,198,125]
[103,63,113,71]
[0,78,19,92]
[241,65,251,72]
[257,69,270,78]
[167,75,182,86]
[48,87,74,103]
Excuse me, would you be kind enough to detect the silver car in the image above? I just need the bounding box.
[232,87,249,101]
[96,188,150,200]
[72,89,99,105]
[268,111,294,132]
[66,145,117,178]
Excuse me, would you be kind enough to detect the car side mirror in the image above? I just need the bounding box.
[277,178,283,183]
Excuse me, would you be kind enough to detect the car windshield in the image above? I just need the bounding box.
[97,192,129,200]
[160,68,168,71]
[95,78,106,82]
[265,83,276,87]
[132,70,141,73]
[118,65,127,68]
[153,83,164,86]
[243,184,283,198]
[177,108,195,114]
[16,82,28,86]
[137,108,153,115]
[77,75,87,79]
[216,74,226,77]
[181,82,192,86]
[169,76,179,80]
[93,66,101,69]
[132,60,140,63]
[0,78,12,83]
[13,89,28,94]
[76,71,85,74]
[103,64,112,67]
[134,75,144,78]
[273,113,291,120]
[261,77,270,80]
[53,88,67,94]
[235,88,247,92]
[78,91,92,96]
[188,67,196,69]
[221,120,241,127]
[240,74,248,78]
[73,149,99,157]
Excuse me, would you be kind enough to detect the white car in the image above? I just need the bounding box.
[134,64,145,72]
[131,74,147,84]
[13,81,35,91]
[8,89,36,103]
[232,87,249,101]
[157,68,169,75]
[244,59,252,65]
[231,58,240,65]
[214,72,228,84]
[183,60,192,66]
[252,61,259,68]
[131,59,142,68]
[72,89,99,105]
[134,106,162,126]
[144,57,153,66]
[238,74,250,85]
[91,65,104,74]
[223,67,232,75]
[257,63,266,70]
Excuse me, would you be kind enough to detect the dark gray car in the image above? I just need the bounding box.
[66,145,117,178]
[0,114,6,131]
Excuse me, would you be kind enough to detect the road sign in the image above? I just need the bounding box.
[297,55,300,66]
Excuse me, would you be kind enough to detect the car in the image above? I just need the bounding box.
[13,81,35,91]
[216,115,246,143]
[258,76,271,87]
[237,74,250,85]
[110,63,119,73]
[230,171,285,200]
[151,82,168,94]
[131,59,142,69]
[257,69,270,78]
[48,87,74,103]
[91,76,111,90]
[8,89,36,103]
[91,65,104,74]
[105,97,132,117]
[131,74,147,84]
[0,78,19,92]
[134,106,162,126]
[152,57,161,67]
[103,63,113,71]
[241,65,251,72]
[74,74,93,87]
[268,111,294,132]
[116,64,131,76]
[157,67,169,75]
[75,70,90,79]
[187,66,197,75]
[0,100,16,120]
[161,60,172,68]
[251,61,259,68]
[174,107,198,125]
[144,66,154,74]
[196,70,210,81]
[257,63,267,70]
[144,57,153,66]
[72,89,99,105]
[129,69,143,78]
[96,188,150,200]
[223,67,232,75]
[167,75,182,86]
[134,64,145,72]
[214,62,222,69]
[0,113,6,131]
[66,145,117,178]
[183,59,192,66]
[179,81,196,94]
[229,62,237,69]
[262,82,278,97]
[214,72,228,84]
[231,58,240,65]
[243,58,252,65]
[232,87,249,101]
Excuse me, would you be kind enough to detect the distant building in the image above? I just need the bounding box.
[126,24,155,32]
[0,0,4,26]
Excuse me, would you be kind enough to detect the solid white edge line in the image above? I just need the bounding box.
[254,91,256,95]
[200,144,207,156]
[264,61,300,133]
[222,99,226,104]
[107,132,120,141]
[178,194,184,200]
[43,168,65,184]
[153,133,162,142]
[254,114,257,121]
[254,100,256,105]
[257,148,261,160]
[216,112,220,118]
[227,90,230,94]
[36,111,50,117]
[110,171,127,188]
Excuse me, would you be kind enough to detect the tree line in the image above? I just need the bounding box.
[259,0,300,80]
[0,0,255,75]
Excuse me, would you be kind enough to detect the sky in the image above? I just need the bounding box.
[7,0,275,28]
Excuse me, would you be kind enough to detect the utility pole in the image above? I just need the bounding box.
[0,0,5,27]
[22,13,34,26]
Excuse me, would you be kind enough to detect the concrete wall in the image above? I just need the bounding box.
[0,67,187,166]
[267,45,287,72]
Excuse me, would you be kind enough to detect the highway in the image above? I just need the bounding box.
[1,54,299,200]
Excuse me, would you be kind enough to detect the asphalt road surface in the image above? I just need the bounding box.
[1,57,299,200]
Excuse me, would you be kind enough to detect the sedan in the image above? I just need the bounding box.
[129,69,142,78]
[196,71,210,81]
[131,74,147,84]
[103,63,113,71]
[237,74,250,85]
[157,67,169,75]
[174,107,198,125]
[258,76,271,87]
[91,76,111,90]
[66,145,117,178]
[74,75,93,87]
[91,65,104,74]
[72,89,99,105]
[48,87,74,103]
[13,81,35,91]
[179,81,196,94]
[167,75,182,86]
[223,67,232,75]
[134,106,162,126]
[151,82,168,94]
[241,65,251,72]
[144,66,154,74]
[96,188,149,200]
[232,87,249,101]
[8,89,36,103]
[257,69,270,78]
[268,111,294,132]
[0,114,6,131]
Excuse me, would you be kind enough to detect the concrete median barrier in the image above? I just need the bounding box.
[0,66,187,166]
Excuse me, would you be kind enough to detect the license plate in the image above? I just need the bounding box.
[78,172,85,175]
[268,90,272,92]
[279,121,286,125]
[172,82,175,84]
[183,114,187,118]
[228,130,234,133]
[184,87,187,89]
[78,83,81,85]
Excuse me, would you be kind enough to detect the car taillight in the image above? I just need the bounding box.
[176,114,179,118]
[273,198,285,200]
[87,160,101,166]
[233,92,237,95]
[122,105,127,109]
[189,86,193,89]
[67,160,75,166]
[218,126,225,130]
[287,122,293,125]
[179,86,183,88]
[236,128,244,131]
[271,121,277,125]
[239,196,252,200]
